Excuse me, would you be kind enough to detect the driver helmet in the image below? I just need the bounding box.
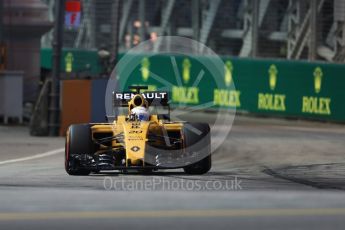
[131,106,150,121]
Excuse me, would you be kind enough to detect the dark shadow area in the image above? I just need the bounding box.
[263,163,345,190]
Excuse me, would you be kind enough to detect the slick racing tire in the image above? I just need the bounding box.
[183,122,211,175]
[65,124,92,176]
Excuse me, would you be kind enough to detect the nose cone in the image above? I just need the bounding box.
[123,121,151,166]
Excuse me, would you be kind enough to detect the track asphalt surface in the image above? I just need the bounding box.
[1,114,345,229]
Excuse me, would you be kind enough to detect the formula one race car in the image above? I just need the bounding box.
[65,86,211,175]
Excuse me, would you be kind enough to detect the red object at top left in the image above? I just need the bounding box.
[65,0,81,12]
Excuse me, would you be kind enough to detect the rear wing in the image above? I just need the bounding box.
[113,91,169,107]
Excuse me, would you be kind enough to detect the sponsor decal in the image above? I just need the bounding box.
[131,122,141,129]
[115,92,168,100]
[301,67,331,115]
[213,60,241,108]
[172,86,199,104]
[213,90,241,107]
[65,52,74,73]
[182,58,191,84]
[269,64,278,91]
[141,57,150,82]
[314,67,322,94]
[224,61,233,87]
[129,130,143,134]
[172,58,199,104]
[302,97,331,115]
[131,146,140,152]
[258,93,286,111]
[128,137,143,141]
[257,64,286,111]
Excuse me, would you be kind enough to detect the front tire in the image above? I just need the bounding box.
[65,124,92,175]
[183,123,211,174]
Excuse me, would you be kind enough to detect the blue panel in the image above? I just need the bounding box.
[91,79,108,122]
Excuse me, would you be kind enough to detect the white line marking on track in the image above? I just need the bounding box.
[0,148,64,165]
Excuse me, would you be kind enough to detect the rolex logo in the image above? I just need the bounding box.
[65,52,74,73]
[314,67,323,94]
[224,61,233,87]
[268,64,278,91]
[182,58,191,84]
[140,57,150,82]
[131,146,140,152]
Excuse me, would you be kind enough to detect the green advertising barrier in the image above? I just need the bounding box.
[40,48,345,122]
[118,54,227,109]
[118,53,345,122]
[40,48,101,74]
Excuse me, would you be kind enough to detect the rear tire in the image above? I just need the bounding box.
[65,124,92,175]
[183,123,211,175]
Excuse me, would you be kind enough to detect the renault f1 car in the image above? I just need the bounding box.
[65,86,211,175]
